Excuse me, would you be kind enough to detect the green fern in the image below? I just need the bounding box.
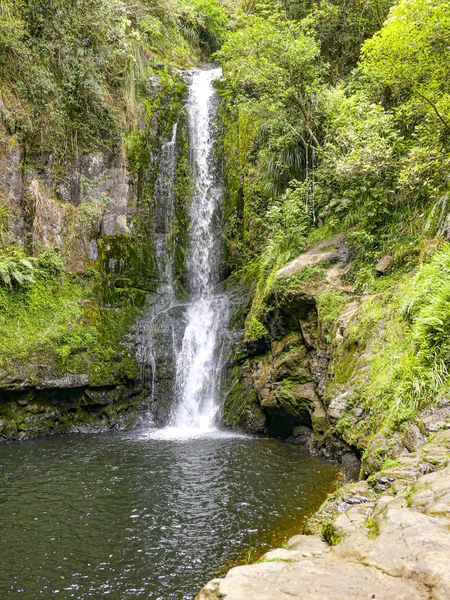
[0,248,63,289]
[0,203,10,240]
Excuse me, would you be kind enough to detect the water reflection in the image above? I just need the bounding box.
[0,431,337,599]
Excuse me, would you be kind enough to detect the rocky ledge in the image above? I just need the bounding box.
[0,376,147,441]
[196,429,450,600]
[0,334,149,441]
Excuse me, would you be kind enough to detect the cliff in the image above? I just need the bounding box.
[0,0,228,440]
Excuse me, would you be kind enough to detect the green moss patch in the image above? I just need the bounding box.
[0,271,140,386]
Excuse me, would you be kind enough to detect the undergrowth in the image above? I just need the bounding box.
[0,271,139,383]
[333,243,450,443]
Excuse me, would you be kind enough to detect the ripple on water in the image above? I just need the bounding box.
[136,426,250,441]
[0,430,338,599]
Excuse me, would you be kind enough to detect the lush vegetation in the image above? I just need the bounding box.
[219,0,449,291]
[0,0,230,157]
[324,243,450,461]
[0,268,139,383]
[216,0,450,440]
[0,0,230,384]
[0,0,449,447]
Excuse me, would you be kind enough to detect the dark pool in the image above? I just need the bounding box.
[0,429,338,599]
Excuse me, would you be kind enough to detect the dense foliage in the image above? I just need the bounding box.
[1,0,450,443]
[218,0,450,299]
[216,0,450,438]
[0,0,229,157]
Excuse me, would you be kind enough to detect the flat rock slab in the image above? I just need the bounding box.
[205,557,427,600]
[275,234,346,279]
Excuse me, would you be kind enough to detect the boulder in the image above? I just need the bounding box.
[375,253,393,274]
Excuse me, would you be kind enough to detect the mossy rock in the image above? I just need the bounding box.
[223,367,266,434]
[98,234,158,304]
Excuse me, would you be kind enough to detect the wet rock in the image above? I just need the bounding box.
[340,452,361,482]
[270,336,310,382]
[223,363,267,434]
[287,425,314,446]
[308,434,352,461]
[84,387,119,406]
[224,234,361,448]
[0,379,147,441]
[244,336,271,357]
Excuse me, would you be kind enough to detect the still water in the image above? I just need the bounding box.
[0,430,338,599]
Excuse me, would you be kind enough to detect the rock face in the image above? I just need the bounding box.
[217,234,450,598]
[0,138,138,265]
[276,234,347,280]
[224,232,450,472]
[0,73,188,441]
[0,326,150,442]
[224,234,355,461]
[225,332,318,437]
[196,430,450,600]
[0,381,146,441]
[0,137,153,440]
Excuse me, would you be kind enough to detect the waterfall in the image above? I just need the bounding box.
[135,124,179,412]
[138,67,228,437]
[170,67,227,432]
[154,123,178,299]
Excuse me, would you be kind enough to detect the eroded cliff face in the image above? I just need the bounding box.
[224,235,355,459]
[0,71,190,441]
[2,144,135,259]
[223,233,450,477]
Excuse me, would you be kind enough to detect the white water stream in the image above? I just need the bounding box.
[154,122,178,299]
[136,123,178,402]
[170,68,227,433]
[146,68,228,438]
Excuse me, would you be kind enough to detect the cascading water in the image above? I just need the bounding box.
[154,123,178,299]
[139,67,228,437]
[135,123,179,413]
[169,67,227,432]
